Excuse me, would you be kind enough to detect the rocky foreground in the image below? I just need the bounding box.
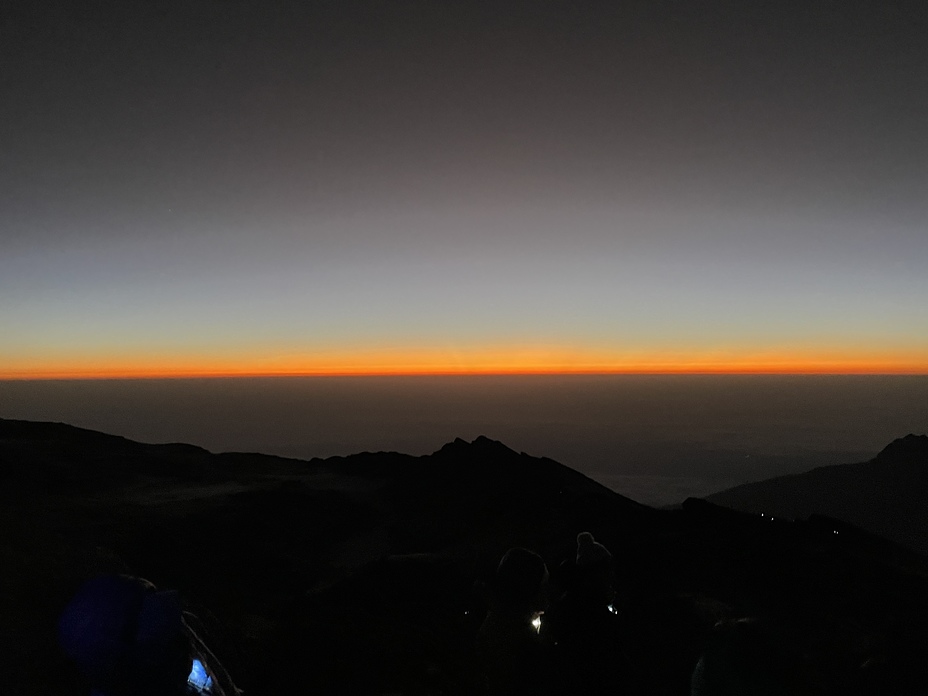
[3,417,927,695]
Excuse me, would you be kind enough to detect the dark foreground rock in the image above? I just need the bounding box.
[3,418,928,695]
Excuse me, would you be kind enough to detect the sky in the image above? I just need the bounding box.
[3,1,928,378]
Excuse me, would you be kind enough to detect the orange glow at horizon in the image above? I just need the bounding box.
[3,345,927,379]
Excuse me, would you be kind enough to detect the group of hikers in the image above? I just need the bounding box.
[476,533,633,695]
[475,533,791,696]
[57,532,789,696]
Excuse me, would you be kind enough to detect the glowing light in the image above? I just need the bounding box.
[187,659,213,693]
[531,616,542,633]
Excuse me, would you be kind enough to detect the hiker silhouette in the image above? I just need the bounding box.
[58,575,237,696]
[542,532,633,695]
[476,547,554,696]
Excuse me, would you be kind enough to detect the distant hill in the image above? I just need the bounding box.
[705,434,928,554]
[4,418,928,696]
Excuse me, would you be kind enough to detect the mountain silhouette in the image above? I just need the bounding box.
[704,434,928,554]
[4,418,928,695]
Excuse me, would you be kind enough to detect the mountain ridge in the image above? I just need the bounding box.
[5,417,928,695]
[704,432,928,553]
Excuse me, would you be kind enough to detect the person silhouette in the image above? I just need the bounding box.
[475,548,554,696]
[58,575,237,696]
[542,532,630,695]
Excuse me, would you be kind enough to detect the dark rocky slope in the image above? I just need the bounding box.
[3,418,927,695]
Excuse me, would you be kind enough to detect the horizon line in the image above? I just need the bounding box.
[4,367,928,380]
